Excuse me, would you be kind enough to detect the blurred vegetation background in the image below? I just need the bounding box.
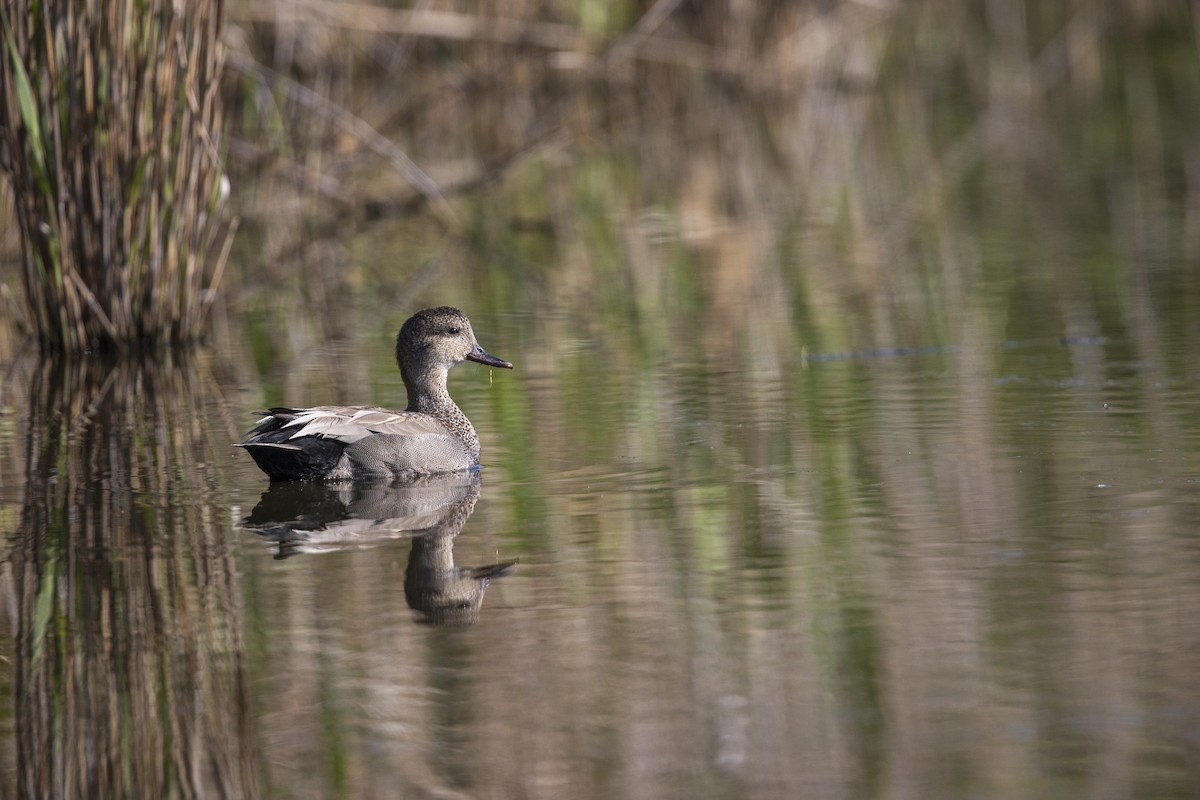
[207,0,1200,364]
[0,0,1195,361]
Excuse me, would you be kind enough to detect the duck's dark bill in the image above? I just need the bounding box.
[467,346,513,369]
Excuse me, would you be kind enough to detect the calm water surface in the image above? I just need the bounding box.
[2,298,1198,799]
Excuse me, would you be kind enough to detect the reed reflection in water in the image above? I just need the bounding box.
[1,355,254,799]
[204,311,1200,799]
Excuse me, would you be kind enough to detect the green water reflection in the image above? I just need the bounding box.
[3,271,1200,799]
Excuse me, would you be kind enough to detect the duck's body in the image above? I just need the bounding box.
[240,307,512,481]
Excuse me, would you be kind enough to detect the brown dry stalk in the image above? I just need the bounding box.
[232,0,741,74]
[0,0,234,353]
[225,50,458,225]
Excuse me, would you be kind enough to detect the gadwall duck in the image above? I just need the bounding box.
[239,307,512,481]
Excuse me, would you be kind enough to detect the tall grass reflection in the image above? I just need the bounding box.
[9,356,253,799]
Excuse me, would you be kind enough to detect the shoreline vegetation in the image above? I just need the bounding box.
[0,0,232,353]
[1,1,1197,354]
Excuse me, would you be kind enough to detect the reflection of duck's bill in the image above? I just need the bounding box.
[466,344,513,369]
[470,561,518,581]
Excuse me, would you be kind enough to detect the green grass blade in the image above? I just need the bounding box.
[4,30,47,182]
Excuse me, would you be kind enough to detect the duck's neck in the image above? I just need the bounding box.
[403,363,480,459]
[402,362,451,413]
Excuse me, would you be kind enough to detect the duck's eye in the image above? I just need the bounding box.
[447,326,462,335]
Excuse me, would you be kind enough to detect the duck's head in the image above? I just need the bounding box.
[396,306,513,375]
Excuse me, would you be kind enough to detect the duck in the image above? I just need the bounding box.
[239,306,512,481]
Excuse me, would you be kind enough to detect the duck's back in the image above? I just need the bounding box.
[241,406,475,481]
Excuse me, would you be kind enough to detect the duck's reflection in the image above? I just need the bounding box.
[243,472,515,626]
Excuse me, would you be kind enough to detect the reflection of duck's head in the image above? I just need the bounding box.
[404,534,516,627]
[240,307,512,481]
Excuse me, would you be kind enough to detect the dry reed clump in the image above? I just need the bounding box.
[0,0,234,353]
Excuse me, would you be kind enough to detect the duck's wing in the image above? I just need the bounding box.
[281,407,450,444]
[241,407,466,480]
